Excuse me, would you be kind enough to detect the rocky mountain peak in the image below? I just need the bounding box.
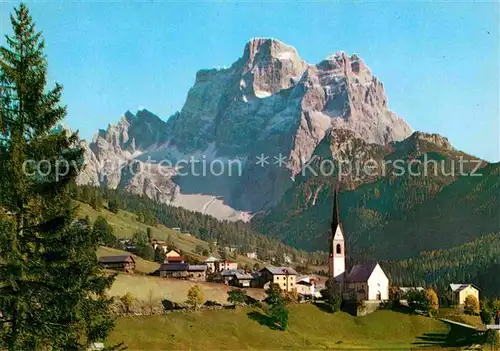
[238,38,308,98]
[79,38,417,219]
[409,131,453,151]
[243,38,301,64]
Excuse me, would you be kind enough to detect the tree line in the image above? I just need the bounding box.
[70,184,328,265]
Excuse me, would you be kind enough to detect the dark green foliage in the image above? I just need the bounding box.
[269,302,289,331]
[480,310,492,325]
[321,279,342,313]
[407,290,428,313]
[254,131,495,261]
[0,4,116,349]
[93,215,116,247]
[130,230,154,261]
[384,232,500,297]
[264,283,289,331]
[154,246,165,263]
[108,198,120,214]
[227,289,248,306]
[265,283,284,306]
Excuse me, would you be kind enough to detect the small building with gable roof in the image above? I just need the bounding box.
[449,283,480,305]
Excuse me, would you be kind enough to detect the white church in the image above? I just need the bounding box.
[329,186,389,302]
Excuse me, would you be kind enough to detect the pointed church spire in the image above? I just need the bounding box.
[329,182,346,284]
[331,182,341,237]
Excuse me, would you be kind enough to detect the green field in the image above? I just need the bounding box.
[108,305,454,350]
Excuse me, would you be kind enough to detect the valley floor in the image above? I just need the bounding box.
[108,304,455,350]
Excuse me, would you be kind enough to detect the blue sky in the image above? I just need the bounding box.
[1,1,498,161]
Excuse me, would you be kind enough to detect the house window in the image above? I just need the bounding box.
[336,244,342,254]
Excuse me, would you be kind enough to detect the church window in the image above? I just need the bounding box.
[336,244,342,254]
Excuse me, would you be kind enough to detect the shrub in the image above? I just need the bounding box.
[227,288,248,306]
[481,310,492,325]
[204,300,222,307]
[464,295,480,315]
[321,278,342,313]
[269,302,289,331]
[425,288,439,317]
[186,284,204,310]
[120,292,134,314]
[108,198,120,213]
[265,283,284,306]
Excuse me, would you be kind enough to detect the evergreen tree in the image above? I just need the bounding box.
[93,216,116,247]
[108,198,119,214]
[0,4,116,349]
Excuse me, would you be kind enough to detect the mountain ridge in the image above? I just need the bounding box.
[77,38,413,219]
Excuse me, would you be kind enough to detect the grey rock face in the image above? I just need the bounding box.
[79,38,416,219]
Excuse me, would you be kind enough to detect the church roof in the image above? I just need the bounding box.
[346,262,379,283]
[449,283,479,292]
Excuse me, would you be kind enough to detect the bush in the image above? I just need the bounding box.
[464,295,480,315]
[204,300,222,307]
[481,310,492,325]
[227,289,248,306]
[186,284,204,310]
[269,303,289,331]
[108,198,120,213]
[321,278,342,313]
[265,283,284,306]
[425,288,439,317]
[120,292,134,314]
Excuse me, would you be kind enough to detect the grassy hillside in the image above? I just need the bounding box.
[108,305,451,350]
[78,201,266,269]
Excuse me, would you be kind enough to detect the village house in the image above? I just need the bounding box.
[449,283,480,305]
[159,263,208,281]
[165,249,185,263]
[159,262,189,278]
[233,272,253,288]
[187,265,208,282]
[98,255,136,273]
[203,256,220,273]
[210,269,240,285]
[260,267,298,292]
[296,276,321,298]
[219,259,238,271]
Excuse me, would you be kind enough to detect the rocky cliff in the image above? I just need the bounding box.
[78,38,413,219]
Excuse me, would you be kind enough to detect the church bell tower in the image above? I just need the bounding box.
[329,184,345,285]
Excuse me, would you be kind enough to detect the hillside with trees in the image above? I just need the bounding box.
[254,131,496,260]
[69,185,325,265]
[384,232,500,298]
